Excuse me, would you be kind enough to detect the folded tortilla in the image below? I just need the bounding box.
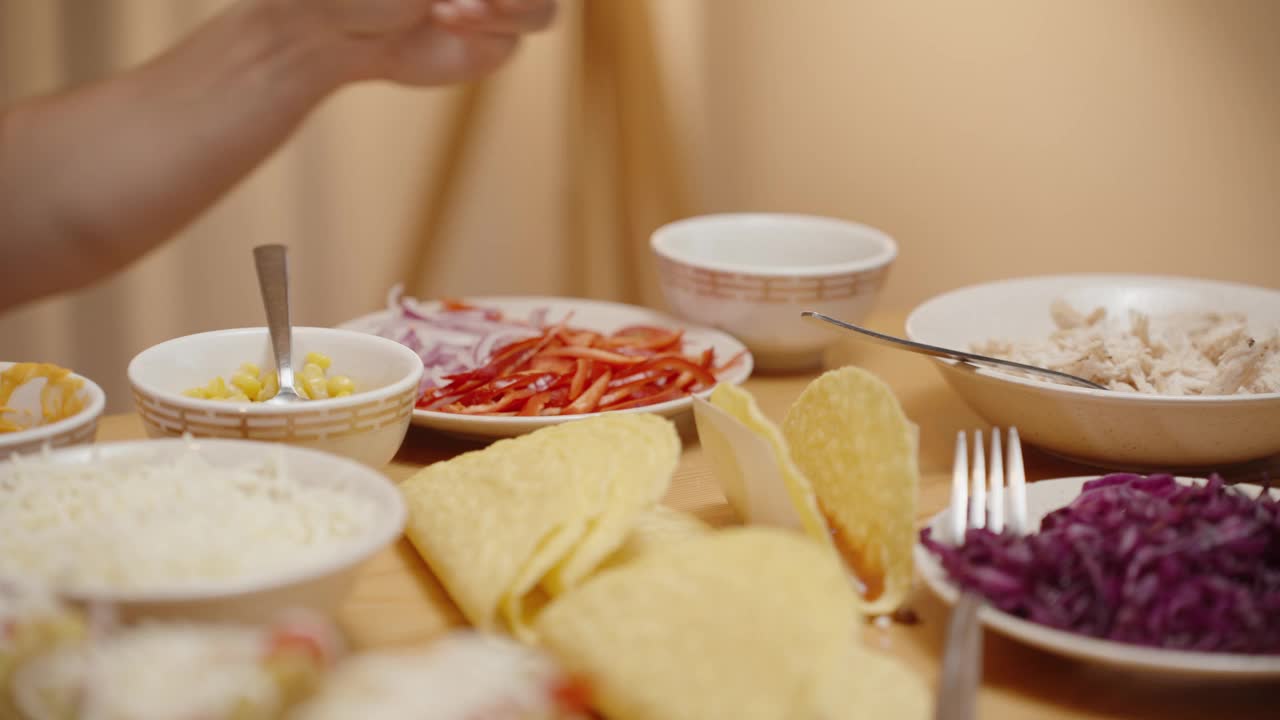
[400,414,679,640]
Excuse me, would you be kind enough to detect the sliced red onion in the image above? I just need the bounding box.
[372,286,548,394]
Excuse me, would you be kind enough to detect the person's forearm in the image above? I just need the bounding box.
[0,0,372,311]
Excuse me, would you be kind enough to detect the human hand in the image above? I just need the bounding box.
[298,0,556,86]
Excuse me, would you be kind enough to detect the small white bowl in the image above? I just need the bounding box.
[907,274,1280,469]
[128,327,424,467]
[651,213,897,371]
[0,362,105,461]
[0,438,406,623]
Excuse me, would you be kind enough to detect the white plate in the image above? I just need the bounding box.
[915,475,1280,679]
[337,296,753,440]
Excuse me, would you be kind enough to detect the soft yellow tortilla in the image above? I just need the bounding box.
[597,505,711,572]
[535,528,858,720]
[541,416,680,595]
[782,367,920,614]
[400,414,678,639]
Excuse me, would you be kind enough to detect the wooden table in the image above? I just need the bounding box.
[97,310,1279,719]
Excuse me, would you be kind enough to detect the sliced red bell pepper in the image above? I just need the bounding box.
[416,305,734,416]
[630,356,717,389]
[600,385,685,411]
[442,298,503,321]
[563,370,612,415]
[521,387,568,416]
[541,346,648,365]
[568,359,591,401]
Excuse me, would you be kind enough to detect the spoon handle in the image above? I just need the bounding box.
[253,244,296,394]
[800,311,1108,391]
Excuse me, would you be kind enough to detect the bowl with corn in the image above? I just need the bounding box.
[1,361,107,460]
[127,327,424,467]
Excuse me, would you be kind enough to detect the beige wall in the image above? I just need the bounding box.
[2,0,1277,411]
[689,0,1280,308]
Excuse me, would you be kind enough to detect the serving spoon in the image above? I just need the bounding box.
[800,310,1108,391]
[253,244,306,405]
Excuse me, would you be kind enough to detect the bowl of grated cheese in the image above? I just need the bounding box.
[907,274,1280,469]
[0,438,406,623]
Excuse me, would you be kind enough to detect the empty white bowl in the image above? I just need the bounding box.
[128,327,424,467]
[651,213,897,371]
[0,362,105,461]
[0,438,406,623]
[907,274,1280,469]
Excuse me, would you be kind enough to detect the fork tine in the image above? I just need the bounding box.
[989,429,1005,534]
[969,430,986,530]
[1007,427,1027,535]
[950,431,968,544]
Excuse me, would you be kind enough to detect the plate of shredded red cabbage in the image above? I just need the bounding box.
[337,288,753,439]
[916,472,1280,678]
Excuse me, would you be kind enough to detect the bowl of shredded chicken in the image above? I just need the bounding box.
[0,438,406,622]
[907,274,1280,468]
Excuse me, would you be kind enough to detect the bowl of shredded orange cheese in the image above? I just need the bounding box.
[0,362,106,460]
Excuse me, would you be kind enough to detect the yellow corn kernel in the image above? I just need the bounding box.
[230,372,262,399]
[239,362,261,378]
[205,377,229,399]
[304,377,328,400]
[182,388,206,399]
[326,375,354,397]
[304,352,331,371]
[258,373,279,401]
[300,363,325,381]
[335,391,352,398]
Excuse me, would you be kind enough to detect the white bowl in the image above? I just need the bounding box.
[0,362,105,461]
[906,274,1280,469]
[128,327,424,467]
[651,213,897,371]
[0,438,406,624]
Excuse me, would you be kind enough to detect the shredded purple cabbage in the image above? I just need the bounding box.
[920,473,1280,654]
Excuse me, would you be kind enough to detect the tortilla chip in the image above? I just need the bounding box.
[695,386,831,545]
[400,414,678,639]
[598,505,711,571]
[782,367,919,614]
[535,528,857,720]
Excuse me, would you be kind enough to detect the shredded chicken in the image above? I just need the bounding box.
[973,300,1280,396]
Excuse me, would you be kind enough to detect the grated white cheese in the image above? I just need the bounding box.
[289,631,575,720]
[14,623,285,720]
[0,448,377,593]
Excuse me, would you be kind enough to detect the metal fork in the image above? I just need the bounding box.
[933,428,1028,720]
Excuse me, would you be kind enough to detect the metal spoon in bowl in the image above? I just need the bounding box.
[253,244,306,405]
[800,310,1109,391]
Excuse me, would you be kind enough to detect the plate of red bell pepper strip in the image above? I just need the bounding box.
[338,292,753,439]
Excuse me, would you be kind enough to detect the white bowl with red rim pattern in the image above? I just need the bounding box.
[127,327,423,467]
[651,213,897,371]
